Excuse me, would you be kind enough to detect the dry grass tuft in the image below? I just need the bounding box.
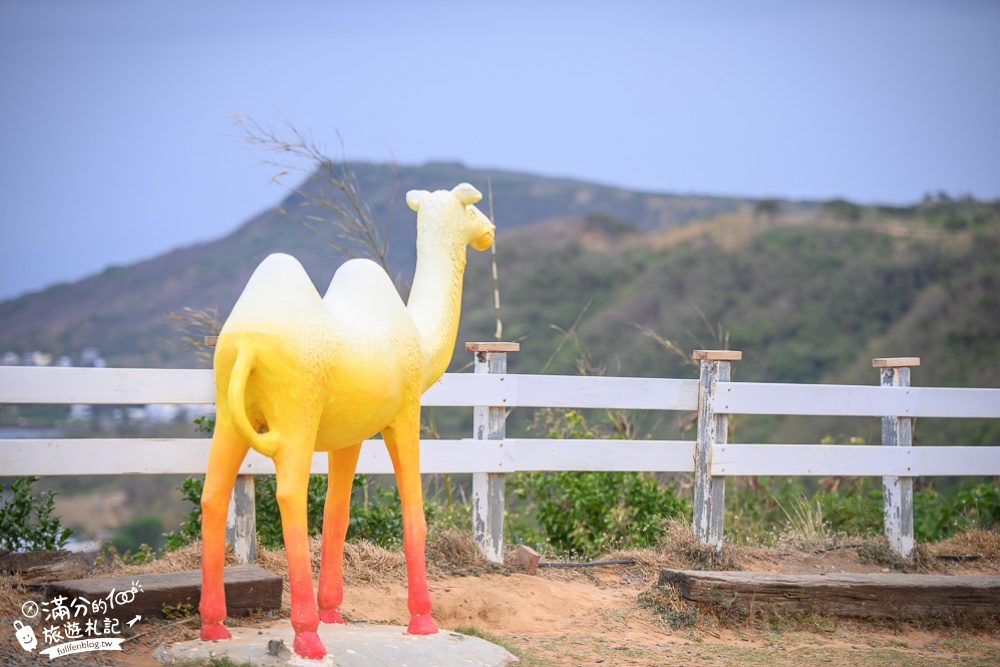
[98,541,238,577]
[426,530,492,576]
[0,577,26,618]
[341,540,406,586]
[931,529,1000,564]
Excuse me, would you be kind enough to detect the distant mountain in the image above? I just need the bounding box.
[0,162,764,368]
[2,163,997,448]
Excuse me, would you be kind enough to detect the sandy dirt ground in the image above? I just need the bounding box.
[3,529,1000,666]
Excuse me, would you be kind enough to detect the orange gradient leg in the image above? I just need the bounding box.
[274,439,326,659]
[199,420,249,641]
[317,443,362,624]
[383,409,437,636]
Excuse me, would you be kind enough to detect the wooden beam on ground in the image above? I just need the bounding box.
[658,569,1000,620]
[47,565,281,619]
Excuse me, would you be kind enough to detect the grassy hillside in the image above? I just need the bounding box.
[455,197,1000,448]
[1,162,996,449]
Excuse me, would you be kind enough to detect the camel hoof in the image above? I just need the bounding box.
[319,608,344,624]
[293,631,327,660]
[199,623,231,641]
[407,613,438,635]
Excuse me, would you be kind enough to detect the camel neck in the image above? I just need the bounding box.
[407,233,467,390]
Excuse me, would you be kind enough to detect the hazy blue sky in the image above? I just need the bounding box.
[1,1,998,302]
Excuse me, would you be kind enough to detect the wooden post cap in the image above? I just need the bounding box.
[465,342,520,352]
[692,350,742,361]
[873,357,921,368]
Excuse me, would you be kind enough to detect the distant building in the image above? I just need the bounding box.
[21,351,52,366]
[1,351,19,366]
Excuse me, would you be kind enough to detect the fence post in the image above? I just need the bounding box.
[226,475,256,563]
[874,356,920,562]
[466,341,519,564]
[692,350,742,553]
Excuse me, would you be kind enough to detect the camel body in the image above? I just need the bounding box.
[198,184,494,659]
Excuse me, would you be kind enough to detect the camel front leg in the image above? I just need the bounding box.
[274,439,326,659]
[317,442,362,624]
[383,409,438,635]
[199,420,249,641]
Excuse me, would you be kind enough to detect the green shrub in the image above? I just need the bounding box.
[510,410,690,558]
[512,469,690,557]
[164,475,204,551]
[112,514,165,553]
[165,472,437,551]
[0,476,72,551]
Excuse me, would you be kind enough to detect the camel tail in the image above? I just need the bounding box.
[227,345,279,457]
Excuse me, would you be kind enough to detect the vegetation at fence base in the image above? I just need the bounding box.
[725,475,1000,547]
[0,476,71,551]
[165,473,438,551]
[508,410,692,558]
[113,514,165,553]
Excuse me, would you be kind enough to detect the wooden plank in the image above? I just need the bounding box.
[692,350,743,361]
[658,569,1000,620]
[465,342,521,352]
[717,382,1000,418]
[427,374,699,410]
[873,357,920,368]
[710,444,1000,476]
[0,367,215,404]
[512,375,699,410]
[5,439,999,478]
[422,373,511,407]
[0,438,513,476]
[46,565,281,619]
[0,550,91,583]
[510,439,695,472]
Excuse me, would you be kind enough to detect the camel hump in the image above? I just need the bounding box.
[245,253,314,292]
[323,259,403,314]
[230,254,318,311]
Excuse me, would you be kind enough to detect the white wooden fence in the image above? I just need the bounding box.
[1,344,998,564]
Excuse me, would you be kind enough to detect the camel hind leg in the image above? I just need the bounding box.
[273,430,326,659]
[199,418,249,641]
[317,442,362,624]
[383,404,438,635]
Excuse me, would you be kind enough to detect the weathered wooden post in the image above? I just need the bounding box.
[467,341,519,563]
[226,475,256,563]
[692,350,742,553]
[874,356,919,562]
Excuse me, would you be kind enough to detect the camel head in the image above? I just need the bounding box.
[406,183,495,252]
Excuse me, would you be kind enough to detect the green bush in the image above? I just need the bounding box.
[512,469,690,558]
[725,475,1000,546]
[510,410,690,558]
[112,514,164,553]
[0,476,72,551]
[164,475,204,551]
[165,472,437,551]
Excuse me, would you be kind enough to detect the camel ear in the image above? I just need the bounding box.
[406,189,429,211]
[452,182,482,206]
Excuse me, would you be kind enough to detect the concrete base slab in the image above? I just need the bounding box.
[158,623,517,666]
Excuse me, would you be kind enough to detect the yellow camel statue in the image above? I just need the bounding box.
[198,183,495,659]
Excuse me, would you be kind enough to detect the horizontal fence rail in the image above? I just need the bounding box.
[718,382,1000,418]
[1,349,998,564]
[0,367,700,411]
